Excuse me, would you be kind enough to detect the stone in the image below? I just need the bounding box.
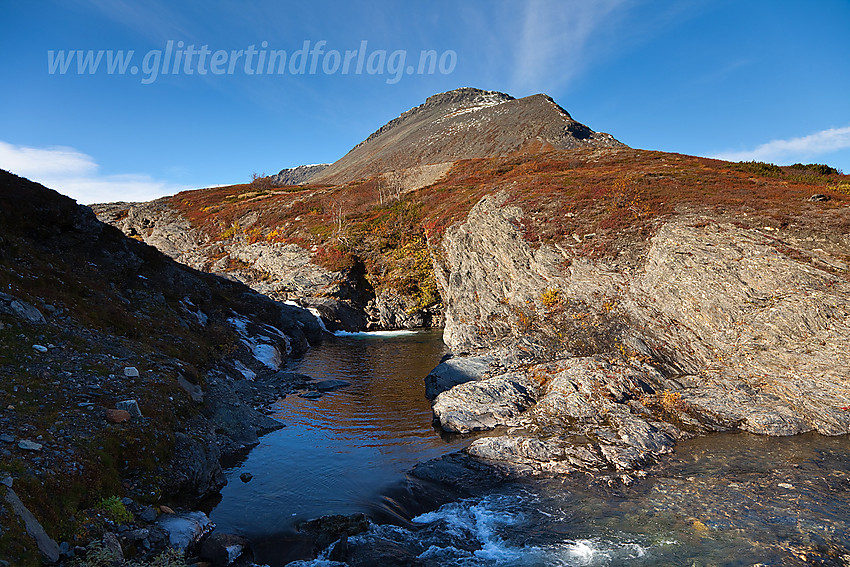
[809,193,830,202]
[18,439,42,451]
[239,472,253,483]
[105,409,131,424]
[123,367,140,377]
[199,532,250,567]
[0,292,46,325]
[101,532,124,565]
[331,536,425,567]
[116,400,143,419]
[298,513,369,552]
[138,506,158,522]
[1,476,12,488]
[160,505,175,514]
[432,372,539,434]
[126,528,150,542]
[160,433,226,501]
[424,354,494,399]
[0,434,14,443]
[4,486,60,562]
[313,379,350,392]
[157,510,213,551]
[299,391,322,399]
[32,344,48,353]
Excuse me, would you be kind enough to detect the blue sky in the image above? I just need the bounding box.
[1,0,849,204]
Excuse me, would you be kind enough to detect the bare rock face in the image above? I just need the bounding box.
[93,199,204,268]
[93,200,342,304]
[432,371,541,434]
[270,163,329,186]
[312,87,624,185]
[436,191,619,352]
[366,289,433,330]
[628,220,850,436]
[432,193,850,476]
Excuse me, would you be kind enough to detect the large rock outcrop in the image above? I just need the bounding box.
[94,201,426,331]
[431,191,850,476]
[270,164,329,186]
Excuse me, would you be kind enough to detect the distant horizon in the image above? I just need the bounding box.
[2,1,849,204]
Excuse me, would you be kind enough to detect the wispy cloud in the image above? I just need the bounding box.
[85,0,195,45]
[511,0,629,93]
[713,125,850,164]
[0,141,186,204]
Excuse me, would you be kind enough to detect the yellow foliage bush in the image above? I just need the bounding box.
[540,288,561,308]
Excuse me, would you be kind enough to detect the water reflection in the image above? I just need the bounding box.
[209,329,466,562]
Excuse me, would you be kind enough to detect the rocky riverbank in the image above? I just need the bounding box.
[426,190,850,482]
[0,171,330,565]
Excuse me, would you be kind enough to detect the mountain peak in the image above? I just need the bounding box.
[422,87,514,109]
[305,88,624,185]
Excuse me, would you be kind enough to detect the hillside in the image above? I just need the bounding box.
[94,132,850,488]
[96,147,850,334]
[0,171,326,564]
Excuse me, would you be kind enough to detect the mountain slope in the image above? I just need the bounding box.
[309,87,623,185]
[0,170,324,564]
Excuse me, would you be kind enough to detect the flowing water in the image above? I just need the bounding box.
[210,330,850,566]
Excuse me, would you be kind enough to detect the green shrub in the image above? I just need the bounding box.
[96,496,133,524]
[789,163,840,176]
[731,161,783,177]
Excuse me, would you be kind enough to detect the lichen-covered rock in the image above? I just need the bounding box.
[0,292,46,325]
[433,196,850,476]
[424,354,494,399]
[432,372,540,433]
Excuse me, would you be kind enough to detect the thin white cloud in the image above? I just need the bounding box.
[0,141,185,204]
[713,125,850,163]
[511,0,628,93]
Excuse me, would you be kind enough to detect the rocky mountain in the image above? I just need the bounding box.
[309,87,623,185]
[270,163,329,186]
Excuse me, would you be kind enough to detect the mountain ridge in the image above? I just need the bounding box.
[284,87,623,185]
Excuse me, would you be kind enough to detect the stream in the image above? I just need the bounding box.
[209,330,850,566]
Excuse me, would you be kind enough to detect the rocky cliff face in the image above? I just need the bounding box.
[270,163,329,186]
[94,89,631,333]
[432,191,850,478]
[94,199,432,332]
